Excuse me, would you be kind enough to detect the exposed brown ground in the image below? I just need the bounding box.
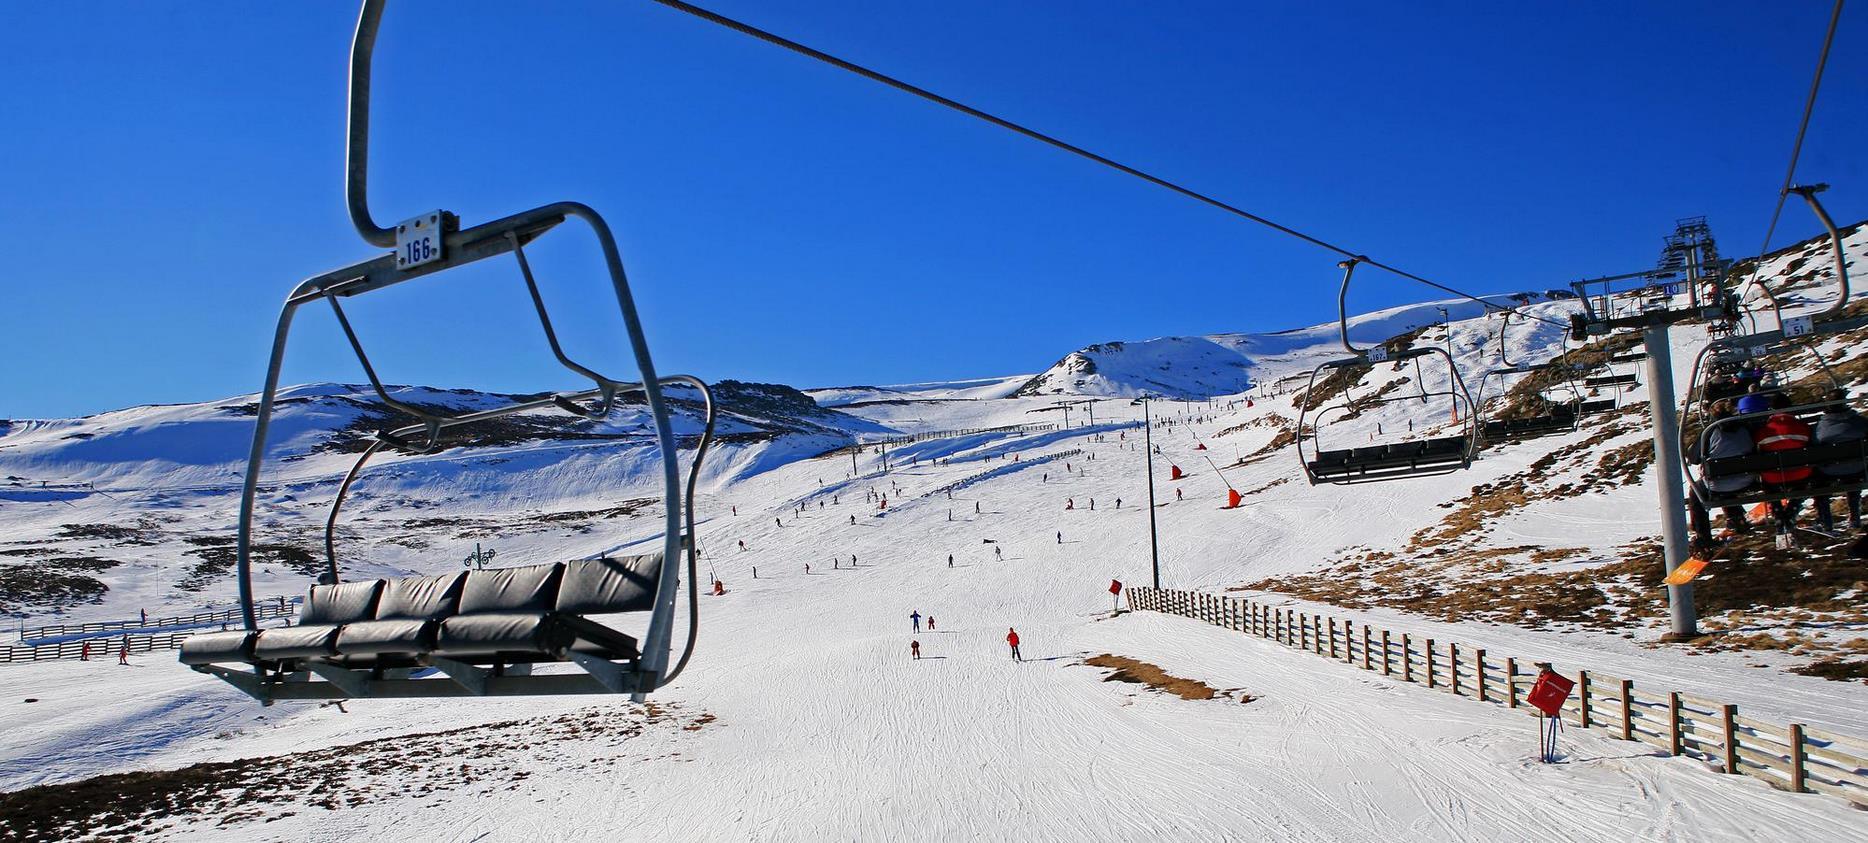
[0,703,696,842]
[1083,653,1254,702]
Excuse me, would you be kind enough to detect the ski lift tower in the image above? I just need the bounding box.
[1567,219,1737,643]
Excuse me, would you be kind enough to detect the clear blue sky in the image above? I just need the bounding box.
[2,1,1863,418]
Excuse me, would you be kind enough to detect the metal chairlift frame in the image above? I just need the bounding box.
[1475,315,1585,444]
[1681,183,1868,509]
[186,0,705,702]
[1296,259,1478,485]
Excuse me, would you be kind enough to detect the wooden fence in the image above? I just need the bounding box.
[17,597,299,643]
[1128,586,1868,810]
[927,449,1084,499]
[0,631,197,665]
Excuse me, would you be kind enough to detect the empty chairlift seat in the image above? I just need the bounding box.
[179,552,664,698]
[1306,436,1470,482]
[333,572,464,660]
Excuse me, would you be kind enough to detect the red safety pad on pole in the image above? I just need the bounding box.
[1527,669,1574,717]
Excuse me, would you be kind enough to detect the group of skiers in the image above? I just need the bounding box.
[908,610,1022,662]
[1690,384,1868,547]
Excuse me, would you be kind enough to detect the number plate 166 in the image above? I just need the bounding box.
[396,211,445,270]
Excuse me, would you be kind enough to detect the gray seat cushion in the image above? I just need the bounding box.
[334,619,438,656]
[301,579,383,625]
[178,630,256,665]
[374,572,467,621]
[556,553,661,615]
[252,624,341,660]
[458,564,563,614]
[435,612,563,657]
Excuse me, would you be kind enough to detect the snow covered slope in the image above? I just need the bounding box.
[1,223,1865,841]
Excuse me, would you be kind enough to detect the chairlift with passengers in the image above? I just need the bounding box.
[179,0,712,704]
[1681,183,1868,510]
[1297,258,1478,484]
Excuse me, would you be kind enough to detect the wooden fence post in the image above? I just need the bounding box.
[1402,634,1412,682]
[1578,671,1591,728]
[1668,692,1683,756]
[1619,680,1633,741]
[1506,657,1518,708]
[1789,723,1807,793]
[1721,705,1739,774]
[1475,649,1487,702]
[1449,643,1460,695]
[1362,626,1372,670]
[1425,639,1436,688]
[1381,630,1391,675]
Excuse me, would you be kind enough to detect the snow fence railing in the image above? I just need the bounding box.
[0,631,197,665]
[1127,586,1868,811]
[927,449,1083,499]
[823,423,1060,459]
[16,597,301,643]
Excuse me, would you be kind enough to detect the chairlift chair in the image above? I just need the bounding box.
[1681,182,1868,509]
[179,0,712,704]
[1296,259,1478,484]
[1475,315,1584,444]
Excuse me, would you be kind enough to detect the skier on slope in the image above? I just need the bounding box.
[1006,628,1022,662]
[911,640,921,660]
[928,616,936,631]
[911,610,922,633]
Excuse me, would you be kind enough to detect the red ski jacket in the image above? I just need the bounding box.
[1007,631,1020,647]
[1756,413,1813,484]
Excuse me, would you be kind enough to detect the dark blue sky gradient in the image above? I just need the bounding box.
[2,1,1863,417]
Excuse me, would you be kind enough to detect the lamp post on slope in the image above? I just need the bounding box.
[1133,395,1161,588]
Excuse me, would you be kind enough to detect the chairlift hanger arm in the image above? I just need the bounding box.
[1790,184,1850,322]
[348,0,396,248]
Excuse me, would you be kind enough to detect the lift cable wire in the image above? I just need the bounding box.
[645,0,1571,330]
[1744,0,1844,297]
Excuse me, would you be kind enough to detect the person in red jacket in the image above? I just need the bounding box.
[1006,628,1022,662]
[1755,409,1814,538]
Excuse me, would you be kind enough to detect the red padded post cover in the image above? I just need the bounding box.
[1527,669,1574,717]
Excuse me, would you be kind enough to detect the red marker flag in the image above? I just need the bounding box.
[1109,579,1123,595]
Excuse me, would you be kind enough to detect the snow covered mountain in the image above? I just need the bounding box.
[1,221,1865,840]
[1011,294,1551,399]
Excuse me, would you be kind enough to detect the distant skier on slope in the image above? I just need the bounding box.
[1006,628,1022,662]
[928,616,936,631]
[911,610,922,633]
[911,640,921,660]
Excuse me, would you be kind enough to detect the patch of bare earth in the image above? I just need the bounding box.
[1082,653,1253,703]
[0,703,701,842]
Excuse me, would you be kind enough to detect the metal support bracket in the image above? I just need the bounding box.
[567,651,638,694]
[428,656,491,695]
[193,665,275,706]
[305,662,370,697]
